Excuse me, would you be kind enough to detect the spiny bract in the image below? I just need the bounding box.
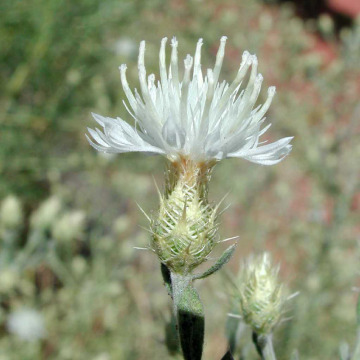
[151,162,219,274]
[238,253,284,335]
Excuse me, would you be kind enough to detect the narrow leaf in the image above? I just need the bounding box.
[165,314,180,355]
[225,313,245,354]
[252,331,265,359]
[225,315,238,353]
[221,350,235,360]
[351,329,360,360]
[193,244,237,280]
[178,285,204,360]
[357,291,360,326]
[339,342,349,360]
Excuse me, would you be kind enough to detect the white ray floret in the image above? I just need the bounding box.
[87,37,293,165]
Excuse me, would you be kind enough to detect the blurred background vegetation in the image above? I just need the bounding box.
[1,0,360,359]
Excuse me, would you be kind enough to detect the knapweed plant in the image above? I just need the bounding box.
[87,37,293,359]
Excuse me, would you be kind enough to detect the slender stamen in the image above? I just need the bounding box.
[214,51,252,119]
[213,36,227,85]
[170,37,180,95]
[137,41,164,137]
[235,73,263,127]
[159,37,169,105]
[148,74,155,89]
[119,64,138,111]
[242,55,258,101]
[147,74,156,103]
[249,73,263,105]
[181,54,193,128]
[193,38,203,87]
[199,68,214,135]
[252,86,276,123]
[138,41,150,100]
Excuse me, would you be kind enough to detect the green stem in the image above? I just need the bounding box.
[263,335,277,360]
[170,272,204,360]
[170,272,192,314]
[252,333,277,360]
[351,328,360,360]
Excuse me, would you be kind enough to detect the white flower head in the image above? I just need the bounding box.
[7,308,46,342]
[87,37,293,165]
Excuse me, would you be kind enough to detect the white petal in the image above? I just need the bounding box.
[88,38,293,165]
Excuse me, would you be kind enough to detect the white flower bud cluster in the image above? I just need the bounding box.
[238,253,284,335]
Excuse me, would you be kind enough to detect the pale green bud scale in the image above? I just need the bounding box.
[238,253,284,335]
[151,158,219,274]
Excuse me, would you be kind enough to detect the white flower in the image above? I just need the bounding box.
[87,37,293,165]
[7,308,46,342]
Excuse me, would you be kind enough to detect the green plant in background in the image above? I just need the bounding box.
[0,0,144,202]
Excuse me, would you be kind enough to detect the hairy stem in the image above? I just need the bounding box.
[252,333,277,360]
[170,272,192,314]
[263,335,277,360]
[170,272,204,360]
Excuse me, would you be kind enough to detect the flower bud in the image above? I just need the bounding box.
[318,14,334,38]
[0,269,19,295]
[0,195,23,230]
[51,210,86,243]
[30,196,62,231]
[112,215,131,235]
[151,159,219,274]
[238,253,284,335]
[71,256,88,278]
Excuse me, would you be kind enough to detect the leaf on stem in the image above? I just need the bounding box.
[221,350,235,360]
[165,314,180,355]
[193,244,237,280]
[225,314,246,354]
[357,292,360,326]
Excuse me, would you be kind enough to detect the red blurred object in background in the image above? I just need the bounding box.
[327,0,360,18]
